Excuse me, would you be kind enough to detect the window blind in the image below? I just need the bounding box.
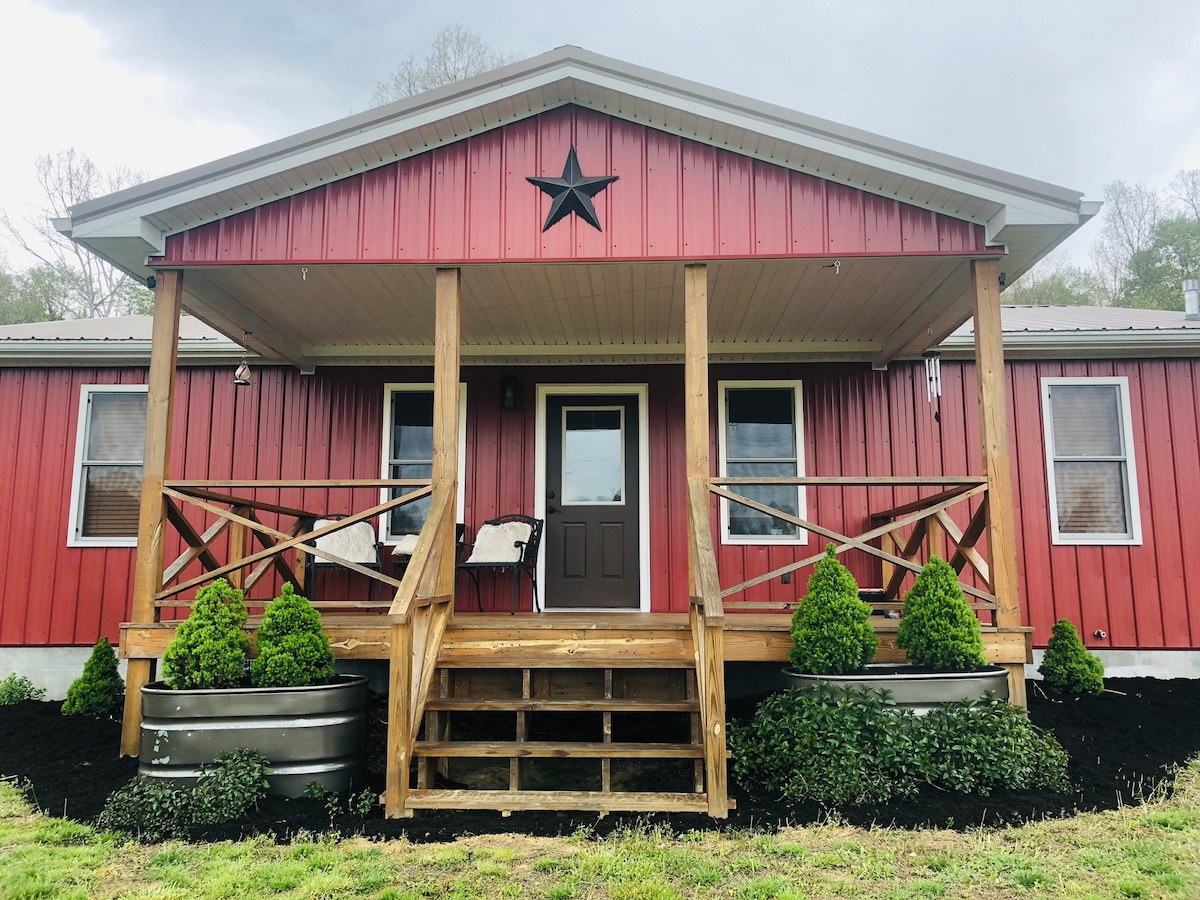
[79,391,147,538]
[1049,384,1130,536]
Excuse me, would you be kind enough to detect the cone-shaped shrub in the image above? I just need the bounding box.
[250,583,334,688]
[896,556,986,671]
[789,544,877,675]
[1039,619,1104,694]
[62,636,125,716]
[162,578,250,690]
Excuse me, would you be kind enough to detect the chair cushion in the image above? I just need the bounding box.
[312,519,378,564]
[464,521,533,565]
[391,534,420,557]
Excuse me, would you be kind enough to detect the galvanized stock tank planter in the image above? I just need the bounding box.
[139,674,368,796]
[782,663,1009,714]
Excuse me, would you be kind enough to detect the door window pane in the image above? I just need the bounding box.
[563,408,624,504]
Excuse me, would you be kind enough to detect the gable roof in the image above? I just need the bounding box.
[58,46,1095,286]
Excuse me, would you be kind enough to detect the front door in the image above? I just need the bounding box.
[544,393,641,608]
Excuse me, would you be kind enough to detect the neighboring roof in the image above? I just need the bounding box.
[0,315,247,366]
[939,306,1200,358]
[57,46,1095,284]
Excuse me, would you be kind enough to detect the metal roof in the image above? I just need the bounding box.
[0,315,246,366]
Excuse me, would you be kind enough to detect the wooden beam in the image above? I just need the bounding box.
[432,268,461,599]
[121,269,182,757]
[385,618,414,818]
[972,257,1027,706]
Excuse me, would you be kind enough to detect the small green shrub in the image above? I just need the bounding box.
[1039,619,1104,695]
[250,583,334,688]
[191,748,271,825]
[789,545,877,675]
[98,778,194,843]
[729,685,919,806]
[162,578,251,690]
[897,556,987,671]
[0,674,45,704]
[912,698,1070,794]
[62,637,124,716]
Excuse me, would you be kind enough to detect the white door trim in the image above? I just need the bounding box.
[535,383,651,612]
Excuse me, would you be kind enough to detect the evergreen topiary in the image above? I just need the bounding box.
[789,544,877,675]
[62,636,124,716]
[1039,619,1105,695]
[250,583,334,688]
[162,578,250,690]
[896,556,987,672]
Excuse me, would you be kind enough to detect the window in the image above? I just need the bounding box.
[717,380,806,544]
[380,384,466,543]
[68,385,147,546]
[1041,377,1141,544]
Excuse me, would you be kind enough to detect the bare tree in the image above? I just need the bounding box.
[1092,180,1165,305]
[371,24,521,106]
[1005,251,1102,306]
[1,149,152,319]
[1169,169,1200,222]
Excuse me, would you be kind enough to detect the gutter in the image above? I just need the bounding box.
[0,340,260,368]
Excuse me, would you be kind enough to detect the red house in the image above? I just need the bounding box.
[1,48,1127,817]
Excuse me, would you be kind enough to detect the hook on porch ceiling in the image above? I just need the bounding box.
[822,260,841,275]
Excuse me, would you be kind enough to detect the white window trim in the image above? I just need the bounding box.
[379,383,467,544]
[66,384,148,548]
[1041,376,1142,546]
[717,379,808,546]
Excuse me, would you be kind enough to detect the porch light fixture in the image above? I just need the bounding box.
[234,332,252,387]
[502,374,520,410]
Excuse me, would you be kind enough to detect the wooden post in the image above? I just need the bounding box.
[431,268,461,597]
[971,258,1027,707]
[120,270,183,756]
[384,619,413,817]
[684,265,710,487]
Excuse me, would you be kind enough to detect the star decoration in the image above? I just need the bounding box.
[527,145,618,232]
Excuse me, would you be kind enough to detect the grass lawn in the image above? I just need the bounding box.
[2,759,1198,900]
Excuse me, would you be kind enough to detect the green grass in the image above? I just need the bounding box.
[2,759,1200,899]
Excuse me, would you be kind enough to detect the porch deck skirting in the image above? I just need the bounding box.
[120,612,1033,668]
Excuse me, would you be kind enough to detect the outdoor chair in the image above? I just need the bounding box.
[303,516,384,607]
[389,523,467,585]
[456,514,544,614]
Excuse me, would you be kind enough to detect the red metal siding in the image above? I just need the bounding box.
[153,107,997,267]
[3,358,1196,653]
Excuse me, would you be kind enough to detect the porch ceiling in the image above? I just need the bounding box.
[181,256,978,369]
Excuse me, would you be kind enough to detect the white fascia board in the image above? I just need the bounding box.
[938,329,1200,358]
[0,340,249,366]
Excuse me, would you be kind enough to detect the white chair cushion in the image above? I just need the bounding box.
[391,534,420,557]
[312,519,378,564]
[464,521,532,565]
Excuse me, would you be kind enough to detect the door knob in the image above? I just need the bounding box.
[548,505,560,515]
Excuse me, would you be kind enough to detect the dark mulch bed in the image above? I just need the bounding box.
[2,677,1199,842]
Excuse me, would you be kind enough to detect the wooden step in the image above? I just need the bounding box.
[414,740,704,758]
[406,789,715,813]
[423,698,700,712]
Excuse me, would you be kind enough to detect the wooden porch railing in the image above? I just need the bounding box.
[708,476,997,623]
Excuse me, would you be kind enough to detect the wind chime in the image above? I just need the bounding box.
[923,349,942,423]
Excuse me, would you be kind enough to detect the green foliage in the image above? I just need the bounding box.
[98,778,194,843]
[729,685,919,807]
[0,674,45,704]
[99,749,271,841]
[896,556,987,672]
[191,749,272,825]
[250,583,334,688]
[61,637,124,716]
[162,578,250,690]
[788,545,877,675]
[1039,619,1105,695]
[729,688,1071,806]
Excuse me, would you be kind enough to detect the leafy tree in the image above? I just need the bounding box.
[1005,252,1102,306]
[371,24,521,106]
[1,149,153,320]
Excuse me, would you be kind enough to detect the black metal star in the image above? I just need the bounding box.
[527,145,618,232]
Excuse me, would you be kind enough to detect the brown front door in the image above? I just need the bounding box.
[544,393,641,608]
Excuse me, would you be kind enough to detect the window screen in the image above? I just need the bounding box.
[77,390,147,538]
[1045,381,1138,541]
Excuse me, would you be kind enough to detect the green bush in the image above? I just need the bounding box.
[1039,619,1105,695]
[789,545,877,675]
[729,685,919,806]
[896,556,987,671]
[99,748,272,841]
[62,637,124,716]
[250,583,334,688]
[729,688,1072,807]
[162,578,251,690]
[0,674,45,704]
[191,748,271,825]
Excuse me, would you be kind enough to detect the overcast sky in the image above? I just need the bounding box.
[2,0,1198,269]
